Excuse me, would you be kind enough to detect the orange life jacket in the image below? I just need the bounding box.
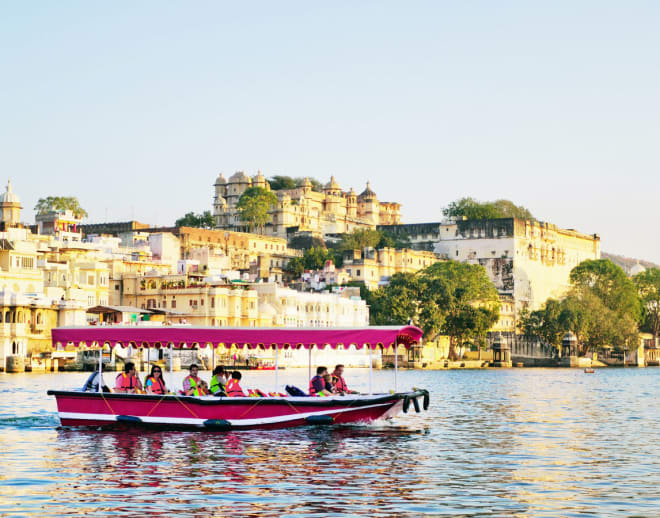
[309,375,325,395]
[145,375,166,395]
[116,372,137,390]
[225,378,245,397]
[332,374,348,393]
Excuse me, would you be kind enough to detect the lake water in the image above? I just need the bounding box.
[0,367,658,517]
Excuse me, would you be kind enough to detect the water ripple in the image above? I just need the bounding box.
[0,368,658,516]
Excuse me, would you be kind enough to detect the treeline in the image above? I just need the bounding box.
[443,197,535,221]
[521,260,660,354]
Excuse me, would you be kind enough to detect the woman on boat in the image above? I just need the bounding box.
[145,366,167,395]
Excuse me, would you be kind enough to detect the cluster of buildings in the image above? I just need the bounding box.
[213,172,401,237]
[1,170,611,371]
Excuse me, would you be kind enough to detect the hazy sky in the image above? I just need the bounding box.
[2,2,659,262]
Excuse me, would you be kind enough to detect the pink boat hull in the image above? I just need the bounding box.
[47,390,429,430]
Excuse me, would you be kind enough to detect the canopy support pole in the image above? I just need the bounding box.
[275,346,279,393]
[368,345,373,395]
[97,343,103,393]
[394,342,398,392]
[169,343,173,391]
[308,347,312,386]
[211,346,215,372]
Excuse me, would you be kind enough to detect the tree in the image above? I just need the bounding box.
[268,176,324,192]
[519,298,567,349]
[236,187,278,234]
[175,211,215,228]
[369,261,500,359]
[442,197,534,221]
[34,196,88,218]
[570,259,642,323]
[634,268,660,340]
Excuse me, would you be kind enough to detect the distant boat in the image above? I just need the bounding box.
[584,368,595,374]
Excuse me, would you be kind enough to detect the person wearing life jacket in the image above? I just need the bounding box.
[331,364,358,394]
[225,371,246,397]
[183,364,207,396]
[115,362,142,394]
[309,366,333,396]
[209,365,228,395]
[144,365,167,395]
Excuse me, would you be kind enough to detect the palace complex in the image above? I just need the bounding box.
[213,171,401,238]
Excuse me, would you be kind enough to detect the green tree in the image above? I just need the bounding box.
[519,298,567,349]
[34,196,88,218]
[175,211,215,228]
[268,176,324,192]
[634,268,660,340]
[284,257,305,277]
[369,261,500,359]
[236,187,278,234]
[570,259,642,323]
[443,197,534,221]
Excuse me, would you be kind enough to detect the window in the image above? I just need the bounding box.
[211,298,215,308]
[356,269,361,276]
[171,300,176,309]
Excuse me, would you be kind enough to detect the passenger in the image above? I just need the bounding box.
[324,373,338,394]
[183,364,205,396]
[209,365,228,395]
[309,366,330,396]
[331,364,358,394]
[145,365,167,395]
[225,371,246,397]
[115,362,143,394]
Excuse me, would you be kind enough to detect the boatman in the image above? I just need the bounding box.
[183,364,207,396]
[331,364,359,394]
[115,362,143,394]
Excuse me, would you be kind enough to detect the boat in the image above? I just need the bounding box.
[47,325,430,430]
[584,368,595,373]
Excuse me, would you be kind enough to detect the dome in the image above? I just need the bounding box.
[348,187,356,197]
[214,173,227,185]
[228,171,251,184]
[302,177,312,189]
[0,180,20,205]
[359,181,376,199]
[324,175,340,190]
[254,170,266,183]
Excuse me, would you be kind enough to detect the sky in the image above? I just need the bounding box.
[1,1,659,262]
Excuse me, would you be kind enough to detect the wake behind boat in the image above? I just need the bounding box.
[47,325,430,430]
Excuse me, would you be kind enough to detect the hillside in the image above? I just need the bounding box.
[602,252,659,273]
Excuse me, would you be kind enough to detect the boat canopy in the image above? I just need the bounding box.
[51,325,423,350]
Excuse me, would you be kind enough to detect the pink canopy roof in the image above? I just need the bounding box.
[51,325,423,350]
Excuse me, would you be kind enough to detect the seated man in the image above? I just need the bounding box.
[225,371,246,397]
[209,365,228,395]
[182,364,206,396]
[115,362,143,394]
[309,366,333,396]
[331,364,358,394]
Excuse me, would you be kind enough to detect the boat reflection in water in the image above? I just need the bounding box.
[51,424,430,516]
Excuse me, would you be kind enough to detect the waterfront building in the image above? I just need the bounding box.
[35,209,83,241]
[342,247,443,290]
[213,172,402,238]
